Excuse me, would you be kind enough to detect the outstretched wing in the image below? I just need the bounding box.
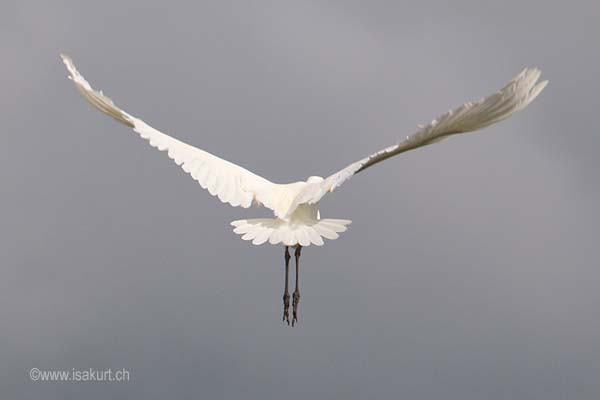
[61,54,280,210]
[288,68,548,216]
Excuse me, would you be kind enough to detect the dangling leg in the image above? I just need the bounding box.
[282,246,291,325]
[292,245,302,326]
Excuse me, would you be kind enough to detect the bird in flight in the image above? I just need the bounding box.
[61,54,547,326]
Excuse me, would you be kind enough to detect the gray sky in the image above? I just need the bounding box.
[2,0,599,398]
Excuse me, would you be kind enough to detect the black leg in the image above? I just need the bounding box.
[282,246,291,325]
[292,245,302,326]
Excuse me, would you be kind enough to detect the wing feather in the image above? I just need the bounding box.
[289,68,548,213]
[61,54,280,211]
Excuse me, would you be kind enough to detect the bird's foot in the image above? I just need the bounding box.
[282,292,290,325]
[292,290,300,326]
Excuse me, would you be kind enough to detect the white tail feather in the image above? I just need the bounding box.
[231,218,351,246]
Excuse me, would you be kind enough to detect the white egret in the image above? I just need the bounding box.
[61,55,547,325]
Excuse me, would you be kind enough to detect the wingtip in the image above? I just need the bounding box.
[512,67,542,84]
[528,79,549,102]
[59,53,71,65]
[60,53,76,76]
[523,67,541,82]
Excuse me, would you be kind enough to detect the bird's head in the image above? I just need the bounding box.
[306,176,324,184]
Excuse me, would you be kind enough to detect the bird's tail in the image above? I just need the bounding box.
[230,218,351,246]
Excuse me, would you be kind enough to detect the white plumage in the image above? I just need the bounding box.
[61,55,547,247]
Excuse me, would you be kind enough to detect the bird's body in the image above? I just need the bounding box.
[61,54,547,324]
[227,176,352,246]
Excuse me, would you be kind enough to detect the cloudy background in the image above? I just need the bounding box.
[2,0,599,398]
